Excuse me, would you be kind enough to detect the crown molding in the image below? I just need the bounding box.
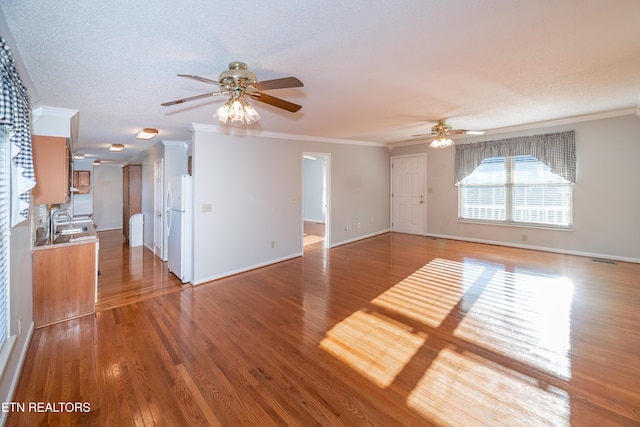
[161,140,189,147]
[390,108,638,149]
[187,123,386,147]
[32,106,79,119]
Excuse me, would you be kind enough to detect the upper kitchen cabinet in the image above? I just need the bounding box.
[32,135,71,205]
[73,170,91,194]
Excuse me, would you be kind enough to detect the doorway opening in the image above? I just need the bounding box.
[302,153,330,251]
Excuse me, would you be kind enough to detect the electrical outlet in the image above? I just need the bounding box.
[521,234,527,242]
[271,240,275,248]
[357,222,361,229]
[18,318,22,335]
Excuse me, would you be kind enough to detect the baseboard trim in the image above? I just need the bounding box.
[193,252,303,285]
[425,233,640,264]
[331,229,391,248]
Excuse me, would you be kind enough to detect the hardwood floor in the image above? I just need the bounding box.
[94,230,185,311]
[7,230,640,426]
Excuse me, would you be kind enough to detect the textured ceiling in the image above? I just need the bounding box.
[2,0,640,162]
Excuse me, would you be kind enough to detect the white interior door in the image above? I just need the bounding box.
[153,159,164,259]
[391,154,426,235]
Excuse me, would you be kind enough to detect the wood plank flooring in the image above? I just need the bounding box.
[94,230,185,311]
[6,229,640,426]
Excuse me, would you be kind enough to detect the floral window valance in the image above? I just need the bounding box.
[454,130,576,185]
[0,37,35,225]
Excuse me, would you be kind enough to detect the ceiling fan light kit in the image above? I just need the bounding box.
[162,61,303,125]
[413,119,485,148]
[429,135,455,149]
[216,93,260,125]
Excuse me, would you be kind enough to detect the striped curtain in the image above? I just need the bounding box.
[0,37,35,225]
[454,130,576,185]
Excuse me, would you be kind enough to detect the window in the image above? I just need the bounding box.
[458,155,572,228]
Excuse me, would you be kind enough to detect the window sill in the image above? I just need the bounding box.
[457,218,573,232]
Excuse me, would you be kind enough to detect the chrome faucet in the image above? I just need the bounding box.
[50,208,72,239]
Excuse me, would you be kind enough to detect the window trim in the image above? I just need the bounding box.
[0,126,14,371]
[457,156,574,230]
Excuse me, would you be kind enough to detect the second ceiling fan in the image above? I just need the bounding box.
[413,119,485,148]
[162,61,303,125]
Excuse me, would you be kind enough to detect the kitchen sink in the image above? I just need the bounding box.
[57,226,89,235]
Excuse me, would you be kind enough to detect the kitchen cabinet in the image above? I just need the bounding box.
[33,239,98,327]
[73,170,91,194]
[122,165,141,241]
[31,135,71,205]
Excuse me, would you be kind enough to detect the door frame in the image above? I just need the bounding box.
[302,152,331,250]
[153,158,164,259]
[390,153,427,235]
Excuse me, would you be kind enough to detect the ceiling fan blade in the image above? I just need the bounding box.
[161,91,228,106]
[248,92,302,112]
[451,129,485,135]
[411,132,437,138]
[254,77,304,91]
[178,74,220,85]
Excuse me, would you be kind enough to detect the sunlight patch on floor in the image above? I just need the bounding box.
[372,258,485,327]
[407,348,570,426]
[320,257,574,423]
[455,270,574,379]
[304,234,324,246]
[319,310,426,387]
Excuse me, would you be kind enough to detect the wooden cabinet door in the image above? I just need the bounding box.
[78,171,90,186]
[33,243,96,327]
[73,170,91,194]
[32,136,70,204]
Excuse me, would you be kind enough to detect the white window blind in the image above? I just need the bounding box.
[0,127,10,351]
[458,155,572,228]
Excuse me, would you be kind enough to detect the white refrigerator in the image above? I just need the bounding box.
[166,175,193,283]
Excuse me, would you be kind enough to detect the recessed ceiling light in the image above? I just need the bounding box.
[73,154,86,160]
[109,144,125,152]
[136,128,158,140]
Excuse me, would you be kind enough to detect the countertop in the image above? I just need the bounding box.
[33,220,99,251]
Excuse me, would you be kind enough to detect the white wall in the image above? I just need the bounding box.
[303,156,325,222]
[92,164,123,231]
[0,220,34,425]
[191,128,390,284]
[391,114,640,262]
[139,143,163,250]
